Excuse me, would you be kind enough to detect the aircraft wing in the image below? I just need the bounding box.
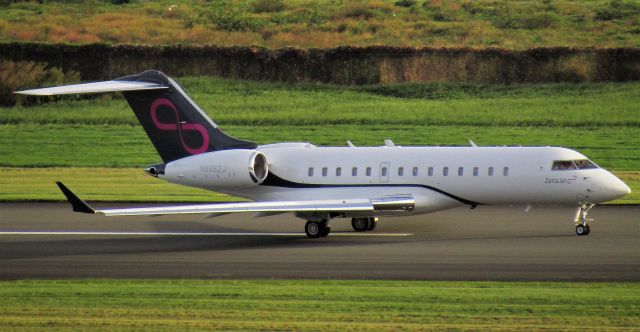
[56,182,414,216]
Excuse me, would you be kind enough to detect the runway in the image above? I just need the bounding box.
[0,203,638,281]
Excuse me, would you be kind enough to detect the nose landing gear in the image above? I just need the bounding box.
[574,203,594,236]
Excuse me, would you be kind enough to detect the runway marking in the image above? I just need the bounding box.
[0,231,412,237]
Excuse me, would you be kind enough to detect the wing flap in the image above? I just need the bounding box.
[96,199,374,217]
[15,80,168,96]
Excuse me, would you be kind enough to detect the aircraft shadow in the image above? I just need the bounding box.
[0,233,400,260]
[407,233,576,243]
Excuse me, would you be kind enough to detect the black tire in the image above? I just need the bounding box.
[576,224,587,236]
[352,218,370,232]
[305,221,321,238]
[368,218,378,231]
[584,224,590,235]
[320,226,331,238]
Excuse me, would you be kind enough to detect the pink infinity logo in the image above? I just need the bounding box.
[150,98,209,155]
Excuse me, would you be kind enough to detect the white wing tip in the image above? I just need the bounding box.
[15,80,168,96]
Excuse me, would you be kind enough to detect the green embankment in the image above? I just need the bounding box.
[1,78,638,202]
[0,280,638,330]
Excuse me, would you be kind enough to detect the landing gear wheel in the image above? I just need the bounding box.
[576,224,590,236]
[368,217,378,231]
[351,218,370,232]
[305,221,321,238]
[305,220,330,238]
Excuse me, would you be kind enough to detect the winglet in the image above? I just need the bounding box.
[55,182,96,214]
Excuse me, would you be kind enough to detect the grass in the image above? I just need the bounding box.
[5,78,640,127]
[0,280,638,330]
[1,78,639,169]
[0,0,638,49]
[0,124,639,170]
[1,78,637,203]
[0,167,231,203]
[1,167,638,204]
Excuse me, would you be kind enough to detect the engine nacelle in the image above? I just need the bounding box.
[163,149,268,188]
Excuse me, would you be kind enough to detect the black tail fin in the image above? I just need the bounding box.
[117,70,256,162]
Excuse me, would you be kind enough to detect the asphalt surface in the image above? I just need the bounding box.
[0,203,638,281]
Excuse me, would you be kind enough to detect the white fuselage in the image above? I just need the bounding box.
[160,143,630,217]
[23,71,630,234]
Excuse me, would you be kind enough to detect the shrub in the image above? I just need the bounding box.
[431,8,456,22]
[520,12,558,29]
[342,6,374,19]
[201,5,264,32]
[250,0,286,13]
[394,0,416,8]
[0,60,80,107]
[490,3,519,29]
[595,0,640,20]
[270,8,325,26]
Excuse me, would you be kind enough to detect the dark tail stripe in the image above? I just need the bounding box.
[261,172,481,207]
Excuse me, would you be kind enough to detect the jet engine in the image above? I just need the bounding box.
[163,149,269,188]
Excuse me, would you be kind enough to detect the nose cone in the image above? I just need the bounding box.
[591,171,632,203]
[617,180,632,196]
[606,175,631,201]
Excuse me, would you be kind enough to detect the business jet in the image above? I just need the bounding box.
[17,70,631,238]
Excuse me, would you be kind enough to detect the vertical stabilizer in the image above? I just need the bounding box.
[117,70,256,162]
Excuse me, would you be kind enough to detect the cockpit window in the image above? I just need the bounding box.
[552,160,577,171]
[552,160,598,171]
[574,159,598,170]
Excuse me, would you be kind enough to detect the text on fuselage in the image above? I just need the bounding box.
[545,176,577,184]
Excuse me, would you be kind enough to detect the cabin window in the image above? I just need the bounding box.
[336,167,342,176]
[488,167,494,176]
[443,167,449,176]
[352,167,358,176]
[381,167,388,177]
[398,167,404,176]
[308,167,314,177]
[552,160,577,171]
[503,167,509,176]
[366,167,372,176]
[473,167,479,176]
[428,167,433,176]
[412,167,418,176]
[574,159,598,170]
[458,167,464,176]
[322,167,328,177]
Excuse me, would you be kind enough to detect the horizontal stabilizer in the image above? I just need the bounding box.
[15,80,168,96]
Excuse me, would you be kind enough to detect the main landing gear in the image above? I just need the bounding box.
[351,217,378,232]
[304,217,379,238]
[575,203,595,236]
[305,220,330,238]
